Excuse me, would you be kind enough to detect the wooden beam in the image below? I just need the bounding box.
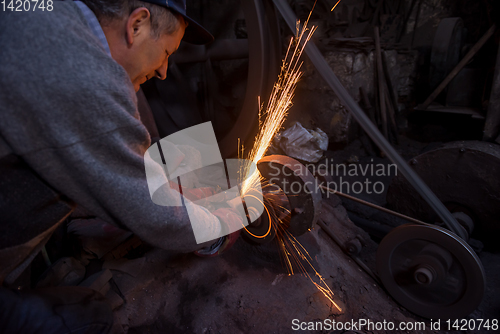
[374,26,389,139]
[421,24,496,110]
[484,41,500,141]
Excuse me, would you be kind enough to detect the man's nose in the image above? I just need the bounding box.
[155,59,168,80]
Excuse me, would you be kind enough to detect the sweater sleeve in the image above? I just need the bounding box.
[0,2,220,252]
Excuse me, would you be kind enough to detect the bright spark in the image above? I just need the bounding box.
[260,189,343,312]
[275,218,342,312]
[331,0,342,12]
[237,2,342,314]
[240,7,317,196]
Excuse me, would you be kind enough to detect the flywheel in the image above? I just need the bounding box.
[376,224,485,320]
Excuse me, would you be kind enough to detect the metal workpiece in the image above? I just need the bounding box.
[376,224,486,320]
[259,183,291,222]
[242,155,322,244]
[272,0,466,240]
[242,182,291,245]
[242,194,279,244]
[257,155,322,237]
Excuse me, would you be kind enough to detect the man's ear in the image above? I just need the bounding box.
[125,7,151,46]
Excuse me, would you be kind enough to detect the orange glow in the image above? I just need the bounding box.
[240,9,317,196]
[238,2,342,313]
[242,193,273,239]
[258,189,342,312]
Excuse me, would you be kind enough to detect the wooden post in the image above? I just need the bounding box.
[421,24,496,110]
[374,26,388,139]
[385,90,399,144]
[381,51,399,144]
[484,41,500,141]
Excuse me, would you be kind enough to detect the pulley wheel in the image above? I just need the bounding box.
[377,224,485,320]
[257,155,321,236]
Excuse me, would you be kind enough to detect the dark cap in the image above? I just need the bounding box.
[141,0,214,44]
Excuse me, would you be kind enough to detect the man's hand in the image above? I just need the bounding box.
[169,181,217,202]
[194,208,244,257]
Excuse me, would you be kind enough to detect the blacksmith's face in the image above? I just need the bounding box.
[122,9,186,92]
[130,19,186,91]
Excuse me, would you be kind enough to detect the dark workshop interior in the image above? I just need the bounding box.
[1,0,500,333]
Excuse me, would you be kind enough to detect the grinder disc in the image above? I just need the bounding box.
[376,224,485,319]
[257,155,322,236]
[242,196,278,244]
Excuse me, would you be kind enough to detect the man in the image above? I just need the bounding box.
[0,0,241,332]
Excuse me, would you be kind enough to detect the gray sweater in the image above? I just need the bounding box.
[0,1,219,252]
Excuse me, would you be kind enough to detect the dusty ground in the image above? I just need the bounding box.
[105,138,499,333]
[109,194,435,334]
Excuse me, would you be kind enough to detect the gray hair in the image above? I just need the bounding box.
[81,0,182,39]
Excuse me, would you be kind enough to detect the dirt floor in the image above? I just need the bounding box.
[111,194,429,334]
[107,138,500,334]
